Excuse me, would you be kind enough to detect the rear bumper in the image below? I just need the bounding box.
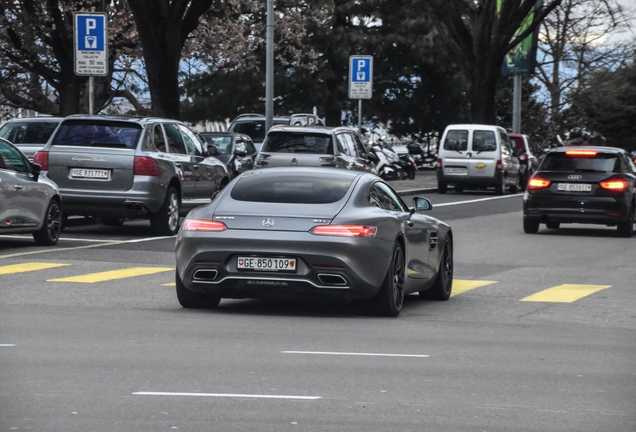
[175,228,393,302]
[437,170,503,186]
[57,176,167,217]
[524,194,629,225]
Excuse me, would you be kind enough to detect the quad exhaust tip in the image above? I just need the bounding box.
[317,274,347,286]
[193,269,218,281]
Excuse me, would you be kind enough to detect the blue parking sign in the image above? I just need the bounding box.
[74,12,108,76]
[348,56,373,99]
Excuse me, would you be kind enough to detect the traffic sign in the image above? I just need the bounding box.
[348,56,373,99]
[74,12,108,76]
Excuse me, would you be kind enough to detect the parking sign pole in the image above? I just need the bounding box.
[89,76,94,115]
[348,55,372,137]
[358,99,362,136]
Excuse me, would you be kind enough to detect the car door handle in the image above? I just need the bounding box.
[175,163,182,168]
[193,164,199,170]
[13,185,23,190]
[407,220,414,227]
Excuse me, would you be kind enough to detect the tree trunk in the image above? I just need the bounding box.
[468,67,500,125]
[58,75,83,116]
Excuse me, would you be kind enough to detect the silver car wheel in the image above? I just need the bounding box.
[392,246,405,310]
[167,191,180,232]
[33,200,62,246]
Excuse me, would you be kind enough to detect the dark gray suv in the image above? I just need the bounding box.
[34,115,230,236]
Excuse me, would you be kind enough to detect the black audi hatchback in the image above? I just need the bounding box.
[523,147,636,237]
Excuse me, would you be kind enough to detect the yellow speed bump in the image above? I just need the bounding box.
[0,263,70,275]
[48,267,173,283]
[451,280,498,297]
[521,284,611,303]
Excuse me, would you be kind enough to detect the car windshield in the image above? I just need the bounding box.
[472,130,496,152]
[231,171,353,203]
[443,130,468,151]
[541,152,619,173]
[261,132,333,154]
[510,136,526,152]
[51,120,142,148]
[203,135,232,155]
[0,121,59,144]
[228,120,287,142]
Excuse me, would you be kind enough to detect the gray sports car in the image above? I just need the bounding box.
[175,167,453,316]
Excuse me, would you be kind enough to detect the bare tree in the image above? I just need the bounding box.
[419,0,564,124]
[535,0,635,119]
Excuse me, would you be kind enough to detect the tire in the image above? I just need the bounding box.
[420,237,453,301]
[102,217,125,227]
[495,181,506,195]
[438,182,448,194]
[617,203,635,238]
[523,217,540,234]
[373,243,405,317]
[175,271,221,309]
[546,221,560,229]
[510,177,520,194]
[33,199,62,246]
[455,185,464,193]
[151,187,180,236]
[407,167,416,180]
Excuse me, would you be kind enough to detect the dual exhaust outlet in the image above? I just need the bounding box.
[193,269,347,287]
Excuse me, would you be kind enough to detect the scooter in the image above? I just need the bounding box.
[398,153,417,179]
[379,141,405,179]
[368,144,399,180]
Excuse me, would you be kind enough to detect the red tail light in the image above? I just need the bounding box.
[528,178,551,190]
[134,156,159,176]
[311,225,377,237]
[437,158,442,169]
[495,160,503,171]
[566,150,597,156]
[600,179,627,191]
[34,151,48,170]
[183,220,227,231]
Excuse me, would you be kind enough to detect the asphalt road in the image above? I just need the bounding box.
[1,187,635,432]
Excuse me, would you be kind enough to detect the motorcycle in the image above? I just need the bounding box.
[398,153,417,179]
[379,141,405,180]
[407,141,437,169]
[367,144,400,180]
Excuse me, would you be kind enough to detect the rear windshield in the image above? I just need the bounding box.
[472,130,496,152]
[203,135,232,155]
[228,120,287,142]
[51,120,142,148]
[261,132,333,154]
[541,152,619,173]
[0,121,59,144]
[231,171,353,203]
[443,130,468,151]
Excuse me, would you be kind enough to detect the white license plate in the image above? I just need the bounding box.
[445,167,467,174]
[238,257,297,272]
[558,183,592,192]
[71,168,110,179]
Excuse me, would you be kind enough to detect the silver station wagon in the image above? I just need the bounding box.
[34,115,230,236]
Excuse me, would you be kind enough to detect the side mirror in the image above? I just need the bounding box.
[207,144,219,157]
[31,162,42,181]
[411,196,432,213]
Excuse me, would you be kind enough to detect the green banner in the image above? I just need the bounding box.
[501,0,542,75]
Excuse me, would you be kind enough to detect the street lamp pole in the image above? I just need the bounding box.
[265,0,274,133]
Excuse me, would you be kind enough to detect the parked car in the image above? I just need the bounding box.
[34,115,230,236]
[227,113,325,151]
[437,124,520,194]
[523,146,636,237]
[0,117,63,160]
[174,167,454,317]
[509,132,539,190]
[200,132,257,178]
[255,125,376,174]
[0,137,63,245]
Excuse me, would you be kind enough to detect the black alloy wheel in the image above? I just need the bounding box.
[420,238,453,301]
[151,187,180,236]
[617,202,635,238]
[523,217,540,234]
[33,200,62,246]
[175,271,221,309]
[374,243,405,317]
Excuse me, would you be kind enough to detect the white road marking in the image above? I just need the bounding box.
[282,351,429,358]
[0,344,16,347]
[434,194,523,207]
[133,392,321,400]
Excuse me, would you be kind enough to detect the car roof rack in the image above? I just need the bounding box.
[234,113,263,119]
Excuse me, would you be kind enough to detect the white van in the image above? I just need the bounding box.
[436,124,520,194]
